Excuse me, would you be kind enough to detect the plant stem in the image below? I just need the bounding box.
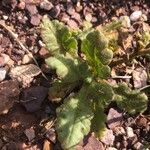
[110,48,150,67]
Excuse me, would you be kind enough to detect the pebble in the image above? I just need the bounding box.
[0,68,7,82]
[133,142,144,150]
[120,16,131,28]
[24,128,35,141]
[107,108,123,129]
[50,5,60,18]
[22,54,32,64]
[101,129,115,146]
[30,14,42,26]
[126,127,135,138]
[130,11,142,22]
[40,0,53,11]
[3,15,8,20]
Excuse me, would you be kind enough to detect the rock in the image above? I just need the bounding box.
[24,127,35,141]
[77,134,104,150]
[0,68,7,82]
[30,14,42,26]
[107,108,123,129]
[133,142,144,150]
[120,16,131,28]
[126,127,135,138]
[132,67,147,89]
[40,0,53,11]
[21,86,48,112]
[22,54,32,64]
[60,13,70,23]
[49,5,60,18]
[26,4,38,15]
[0,80,20,114]
[85,13,92,22]
[1,54,14,66]
[130,11,142,22]
[18,1,25,10]
[114,127,126,135]
[136,116,148,127]
[67,20,78,29]
[45,128,56,143]
[101,129,115,146]
[67,3,75,15]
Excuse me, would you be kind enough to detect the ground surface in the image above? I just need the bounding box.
[0,0,150,150]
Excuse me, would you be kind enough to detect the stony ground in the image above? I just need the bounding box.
[0,0,150,150]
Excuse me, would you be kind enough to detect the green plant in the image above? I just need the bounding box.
[41,16,148,150]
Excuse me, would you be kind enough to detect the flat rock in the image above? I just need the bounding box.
[30,14,42,26]
[0,80,20,114]
[21,86,48,112]
[132,67,147,89]
[100,129,115,146]
[24,127,35,141]
[107,108,123,129]
[77,134,104,150]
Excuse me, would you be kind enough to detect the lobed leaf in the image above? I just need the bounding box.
[41,16,78,56]
[56,87,94,150]
[113,83,148,114]
[46,55,91,102]
[81,30,113,78]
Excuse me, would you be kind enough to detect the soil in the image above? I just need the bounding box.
[0,0,150,150]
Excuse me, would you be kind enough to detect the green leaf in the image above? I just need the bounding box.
[89,80,114,107]
[41,16,78,56]
[113,83,148,114]
[92,107,107,138]
[81,30,113,78]
[56,87,94,150]
[46,55,91,102]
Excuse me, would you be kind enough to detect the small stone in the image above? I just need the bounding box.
[39,47,49,58]
[132,67,147,89]
[133,142,144,150]
[67,20,78,29]
[22,54,32,64]
[107,108,123,129]
[45,128,56,143]
[50,5,60,18]
[130,11,142,22]
[30,14,42,26]
[120,16,131,28]
[24,127,35,141]
[126,127,135,138]
[40,0,53,11]
[18,1,25,10]
[1,53,14,66]
[0,68,7,82]
[67,3,75,15]
[101,129,115,146]
[85,13,92,22]
[3,15,8,20]
[114,127,126,135]
[26,4,38,15]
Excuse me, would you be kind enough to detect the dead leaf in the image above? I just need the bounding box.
[0,80,20,114]
[9,64,41,87]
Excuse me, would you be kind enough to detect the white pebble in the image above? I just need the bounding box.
[0,68,7,82]
[130,11,142,22]
[126,127,135,138]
